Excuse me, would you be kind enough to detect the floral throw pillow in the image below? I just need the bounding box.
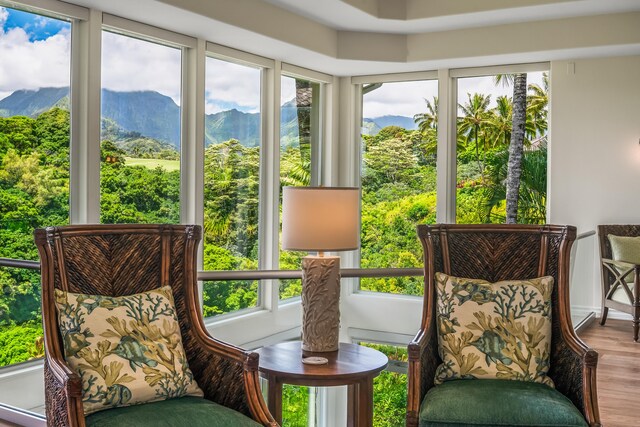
[54,286,203,415]
[434,272,554,387]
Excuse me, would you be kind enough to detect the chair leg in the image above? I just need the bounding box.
[634,319,639,343]
[599,306,608,326]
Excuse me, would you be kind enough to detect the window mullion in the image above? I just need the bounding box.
[70,8,101,224]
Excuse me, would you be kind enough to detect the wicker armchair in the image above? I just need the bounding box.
[597,224,640,341]
[407,224,600,427]
[35,224,277,427]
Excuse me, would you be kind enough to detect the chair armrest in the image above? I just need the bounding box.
[549,320,600,426]
[44,356,85,427]
[182,323,277,426]
[406,324,438,427]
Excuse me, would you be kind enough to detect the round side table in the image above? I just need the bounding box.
[256,341,388,427]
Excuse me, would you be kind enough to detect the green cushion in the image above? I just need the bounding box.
[419,380,587,427]
[85,396,262,427]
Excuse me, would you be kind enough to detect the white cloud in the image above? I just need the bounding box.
[363,80,438,118]
[0,21,71,96]
[0,8,8,27]
[205,57,261,114]
[101,31,182,105]
[362,72,545,119]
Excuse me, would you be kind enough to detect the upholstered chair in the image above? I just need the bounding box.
[407,224,600,427]
[597,224,640,341]
[35,224,277,427]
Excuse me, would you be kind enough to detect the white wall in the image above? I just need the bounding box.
[549,55,640,317]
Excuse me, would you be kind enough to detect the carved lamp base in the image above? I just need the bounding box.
[301,255,341,352]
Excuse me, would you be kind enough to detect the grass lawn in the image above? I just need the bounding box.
[124,157,180,171]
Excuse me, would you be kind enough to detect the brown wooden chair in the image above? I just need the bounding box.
[35,224,277,427]
[597,224,640,341]
[407,224,600,427]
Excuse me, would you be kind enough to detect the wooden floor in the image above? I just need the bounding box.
[579,318,639,427]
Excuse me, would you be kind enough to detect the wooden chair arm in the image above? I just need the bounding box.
[406,326,438,427]
[184,322,277,426]
[44,356,85,427]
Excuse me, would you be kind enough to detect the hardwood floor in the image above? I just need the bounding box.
[579,318,639,427]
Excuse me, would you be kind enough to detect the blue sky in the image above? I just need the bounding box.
[2,7,69,41]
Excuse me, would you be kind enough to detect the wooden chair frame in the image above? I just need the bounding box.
[35,224,277,427]
[406,224,600,427]
[597,224,640,342]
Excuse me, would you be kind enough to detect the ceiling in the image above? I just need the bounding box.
[263,0,640,34]
[59,0,640,75]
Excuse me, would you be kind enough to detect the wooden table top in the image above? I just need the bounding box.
[256,341,388,382]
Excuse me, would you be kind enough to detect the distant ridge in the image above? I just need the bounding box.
[0,87,417,146]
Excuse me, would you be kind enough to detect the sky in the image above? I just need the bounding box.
[1,6,546,120]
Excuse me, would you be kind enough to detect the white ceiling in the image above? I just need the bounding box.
[263,0,640,34]
[61,0,640,75]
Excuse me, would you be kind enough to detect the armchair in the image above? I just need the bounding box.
[35,224,277,427]
[407,224,600,427]
[597,224,640,341]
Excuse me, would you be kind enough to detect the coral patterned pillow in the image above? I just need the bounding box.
[54,286,203,415]
[434,273,554,387]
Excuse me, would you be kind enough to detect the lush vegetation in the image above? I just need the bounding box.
[0,75,547,425]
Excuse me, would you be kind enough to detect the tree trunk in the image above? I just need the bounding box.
[505,73,527,224]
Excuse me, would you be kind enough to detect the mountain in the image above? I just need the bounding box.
[205,108,260,147]
[0,87,418,149]
[363,115,417,135]
[0,87,70,117]
[101,90,180,146]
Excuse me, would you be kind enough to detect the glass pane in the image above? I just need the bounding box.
[279,76,318,300]
[360,80,438,295]
[100,31,181,224]
[0,6,71,369]
[360,342,408,427]
[456,72,548,224]
[282,385,310,427]
[202,57,261,316]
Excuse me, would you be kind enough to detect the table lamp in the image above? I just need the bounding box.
[282,186,359,353]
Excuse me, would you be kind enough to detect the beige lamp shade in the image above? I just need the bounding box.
[282,186,360,252]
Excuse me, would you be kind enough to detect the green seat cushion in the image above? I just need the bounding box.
[419,380,587,427]
[86,396,262,427]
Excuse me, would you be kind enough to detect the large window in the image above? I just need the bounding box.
[360,79,438,295]
[202,56,262,316]
[279,75,320,300]
[455,71,548,224]
[99,31,182,224]
[0,6,71,367]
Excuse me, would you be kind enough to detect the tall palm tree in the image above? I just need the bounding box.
[495,73,527,224]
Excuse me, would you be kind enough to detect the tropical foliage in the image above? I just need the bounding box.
[1,73,547,425]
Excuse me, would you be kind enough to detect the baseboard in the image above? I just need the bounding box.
[573,305,633,321]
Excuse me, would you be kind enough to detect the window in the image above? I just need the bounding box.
[202,56,262,316]
[455,71,548,224]
[360,79,438,295]
[0,6,71,367]
[279,75,320,300]
[100,30,182,224]
[359,342,408,427]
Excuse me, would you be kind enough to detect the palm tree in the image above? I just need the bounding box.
[526,73,548,141]
[485,95,512,148]
[414,97,439,162]
[414,96,438,132]
[458,93,491,173]
[494,73,527,224]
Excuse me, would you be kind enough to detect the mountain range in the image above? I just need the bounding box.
[0,87,416,147]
